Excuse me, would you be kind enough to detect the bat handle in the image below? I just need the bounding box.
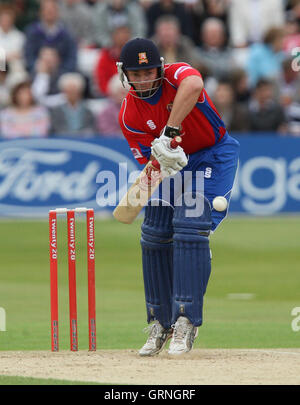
[151,136,182,170]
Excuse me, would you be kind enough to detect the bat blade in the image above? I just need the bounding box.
[113,162,163,224]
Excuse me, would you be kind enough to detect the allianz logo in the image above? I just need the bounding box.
[0,138,138,215]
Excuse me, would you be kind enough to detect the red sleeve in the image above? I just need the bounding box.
[164,62,202,87]
[118,99,153,165]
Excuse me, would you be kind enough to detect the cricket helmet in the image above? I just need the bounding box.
[117,38,165,99]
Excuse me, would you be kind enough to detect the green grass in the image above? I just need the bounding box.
[0,376,102,385]
[0,216,299,354]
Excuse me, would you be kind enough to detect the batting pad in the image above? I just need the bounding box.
[172,193,212,326]
[140,202,174,329]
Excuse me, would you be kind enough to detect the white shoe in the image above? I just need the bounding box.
[139,321,173,357]
[168,316,198,355]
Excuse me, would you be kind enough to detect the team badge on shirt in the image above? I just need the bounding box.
[138,52,148,64]
[167,102,173,112]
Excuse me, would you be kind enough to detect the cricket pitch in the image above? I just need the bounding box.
[1,349,300,385]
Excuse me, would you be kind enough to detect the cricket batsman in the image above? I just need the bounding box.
[117,38,239,356]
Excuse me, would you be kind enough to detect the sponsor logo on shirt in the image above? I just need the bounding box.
[131,148,144,159]
[146,120,156,130]
[204,167,212,178]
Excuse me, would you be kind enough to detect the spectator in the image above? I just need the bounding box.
[0,66,11,109]
[0,62,27,109]
[212,80,249,132]
[286,99,300,136]
[248,79,287,133]
[94,25,131,97]
[31,47,62,105]
[195,18,234,80]
[96,74,130,137]
[24,0,77,76]
[277,57,300,108]
[0,79,50,138]
[283,10,300,53]
[146,0,193,39]
[59,0,95,48]
[229,0,285,48]
[193,60,218,96]
[92,0,146,48]
[49,73,95,137]
[285,82,300,135]
[286,0,300,28]
[201,0,229,28]
[139,0,154,12]
[230,68,251,105]
[247,27,285,88]
[151,15,198,65]
[13,0,40,31]
[188,0,229,47]
[32,47,92,105]
[84,0,98,7]
[0,4,26,74]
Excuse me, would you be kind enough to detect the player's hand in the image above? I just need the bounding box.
[151,127,188,175]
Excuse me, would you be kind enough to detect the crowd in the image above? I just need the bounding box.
[0,0,300,139]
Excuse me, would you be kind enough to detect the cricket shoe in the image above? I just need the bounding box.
[139,321,173,357]
[168,316,198,355]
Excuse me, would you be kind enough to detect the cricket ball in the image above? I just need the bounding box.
[212,196,228,212]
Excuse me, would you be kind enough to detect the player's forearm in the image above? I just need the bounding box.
[167,76,203,128]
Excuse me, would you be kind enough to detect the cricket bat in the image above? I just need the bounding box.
[113,136,182,224]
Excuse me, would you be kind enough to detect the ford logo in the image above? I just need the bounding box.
[0,138,138,217]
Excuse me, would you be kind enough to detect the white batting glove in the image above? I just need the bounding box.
[151,127,188,176]
[160,165,179,178]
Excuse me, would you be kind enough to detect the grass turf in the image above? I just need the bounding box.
[0,375,102,385]
[0,216,299,353]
